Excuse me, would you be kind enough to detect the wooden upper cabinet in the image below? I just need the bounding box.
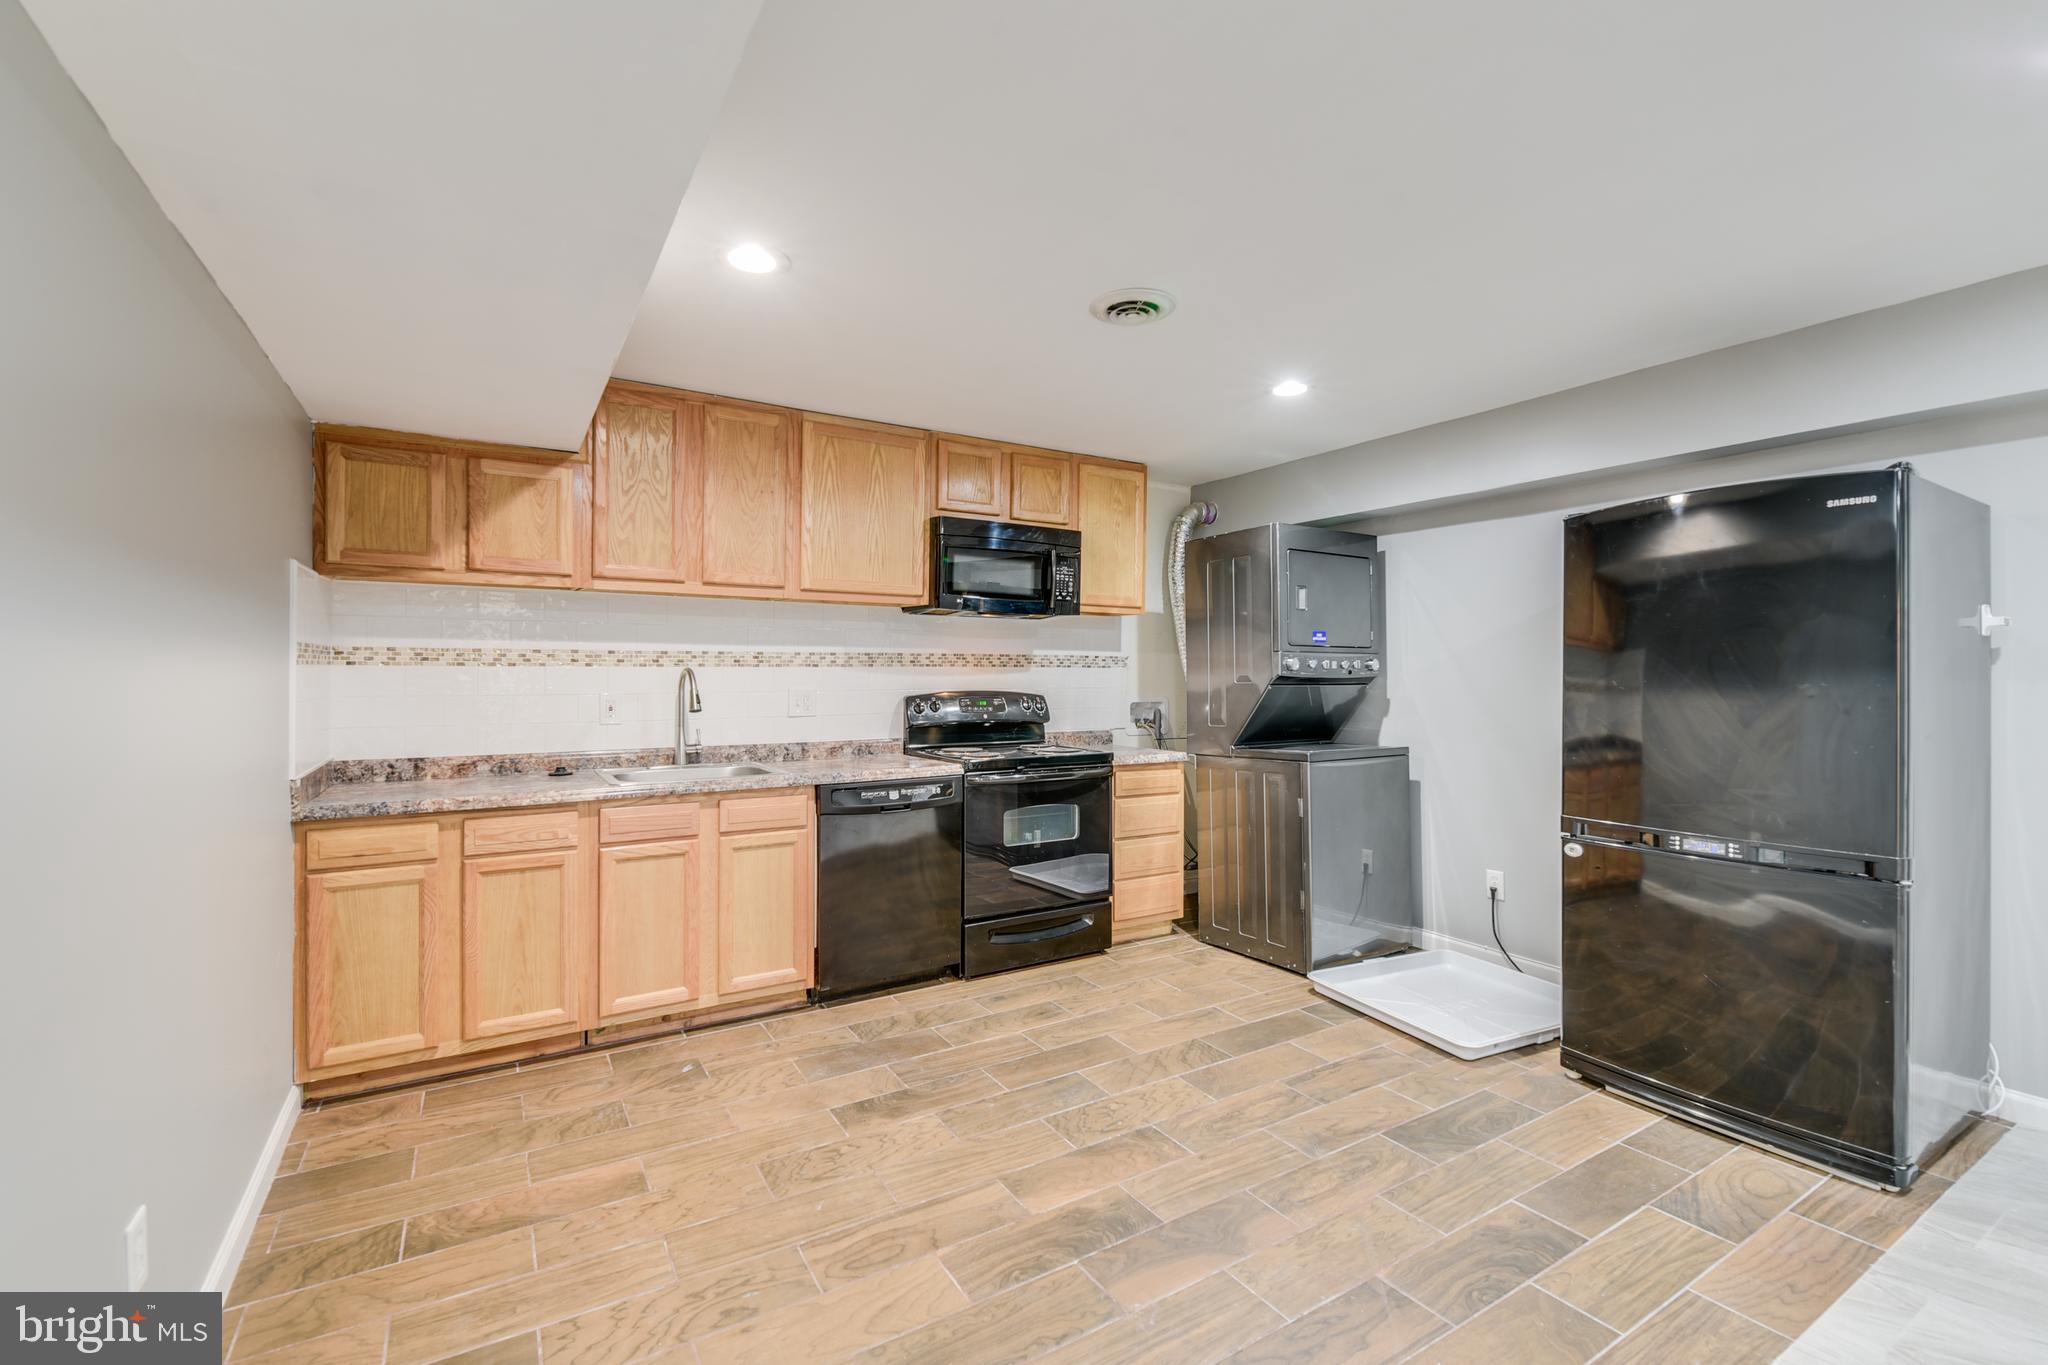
[467,458,580,579]
[934,436,1007,519]
[591,386,689,582]
[460,842,584,1040]
[797,414,931,601]
[698,399,796,592]
[303,861,440,1071]
[1076,457,1147,613]
[1008,449,1075,528]
[320,442,453,572]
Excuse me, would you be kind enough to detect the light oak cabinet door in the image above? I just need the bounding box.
[798,415,931,601]
[1077,457,1147,613]
[592,387,689,582]
[715,826,814,996]
[304,863,441,1070]
[698,399,795,591]
[934,436,1006,519]
[467,458,580,578]
[1008,449,1075,527]
[596,837,708,1020]
[320,442,452,572]
[461,847,584,1040]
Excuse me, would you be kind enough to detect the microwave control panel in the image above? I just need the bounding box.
[1050,557,1079,606]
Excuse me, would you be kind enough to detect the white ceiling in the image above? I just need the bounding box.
[27,2,2048,480]
[619,0,2048,483]
[23,0,763,450]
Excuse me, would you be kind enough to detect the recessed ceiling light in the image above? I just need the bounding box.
[1270,379,1308,398]
[725,242,786,274]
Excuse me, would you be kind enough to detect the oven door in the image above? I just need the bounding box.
[935,536,1057,616]
[963,766,1113,919]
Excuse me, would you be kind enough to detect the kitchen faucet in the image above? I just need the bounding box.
[676,666,703,764]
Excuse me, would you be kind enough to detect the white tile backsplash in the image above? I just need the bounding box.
[295,576,1143,765]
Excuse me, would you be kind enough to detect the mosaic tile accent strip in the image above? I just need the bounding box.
[295,642,1126,670]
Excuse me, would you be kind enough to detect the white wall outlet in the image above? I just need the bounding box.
[124,1205,148,1291]
[1486,869,1506,898]
[787,688,818,718]
[599,693,620,725]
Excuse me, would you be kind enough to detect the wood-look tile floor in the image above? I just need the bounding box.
[227,930,2008,1364]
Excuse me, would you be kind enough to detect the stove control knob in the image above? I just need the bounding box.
[910,699,926,715]
[1283,656,1300,671]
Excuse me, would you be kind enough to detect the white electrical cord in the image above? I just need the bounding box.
[1982,1044,2008,1118]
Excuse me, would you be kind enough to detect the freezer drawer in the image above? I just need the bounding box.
[1561,839,1900,1163]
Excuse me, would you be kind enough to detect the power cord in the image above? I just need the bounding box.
[1490,887,1524,974]
[1982,1044,2008,1118]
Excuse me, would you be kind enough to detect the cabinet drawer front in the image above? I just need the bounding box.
[599,801,702,845]
[718,791,811,833]
[1114,765,1184,797]
[1115,833,1181,880]
[1113,870,1183,924]
[464,809,579,856]
[305,820,441,871]
[1115,791,1182,840]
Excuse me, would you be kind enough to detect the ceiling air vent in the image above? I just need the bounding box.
[1089,288,1177,325]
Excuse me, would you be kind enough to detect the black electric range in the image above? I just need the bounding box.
[904,691,1114,976]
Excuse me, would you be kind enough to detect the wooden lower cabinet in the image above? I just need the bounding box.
[461,846,584,1040]
[596,838,709,1020]
[1111,764,1189,942]
[302,861,441,1070]
[716,826,813,996]
[296,791,817,1090]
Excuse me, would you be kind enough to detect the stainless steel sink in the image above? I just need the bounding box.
[599,764,778,785]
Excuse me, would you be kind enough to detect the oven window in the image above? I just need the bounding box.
[1003,803,1078,847]
[945,548,1047,600]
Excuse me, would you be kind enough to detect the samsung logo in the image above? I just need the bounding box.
[1826,495,1878,508]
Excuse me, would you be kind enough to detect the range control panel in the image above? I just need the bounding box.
[1278,653,1381,679]
[906,691,1049,722]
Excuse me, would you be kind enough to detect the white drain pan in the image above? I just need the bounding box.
[1309,950,1561,1061]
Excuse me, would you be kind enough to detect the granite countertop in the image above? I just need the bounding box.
[294,741,1183,822]
[1102,744,1192,765]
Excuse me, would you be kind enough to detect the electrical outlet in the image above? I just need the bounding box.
[599,693,620,725]
[124,1205,148,1291]
[788,688,817,718]
[1486,869,1506,898]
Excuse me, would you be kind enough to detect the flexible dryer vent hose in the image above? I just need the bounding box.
[1168,501,1219,673]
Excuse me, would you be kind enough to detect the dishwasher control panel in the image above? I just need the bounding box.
[823,779,959,810]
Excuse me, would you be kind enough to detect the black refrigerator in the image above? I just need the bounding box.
[1559,465,1992,1189]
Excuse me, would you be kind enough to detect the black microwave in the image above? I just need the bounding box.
[906,517,1082,617]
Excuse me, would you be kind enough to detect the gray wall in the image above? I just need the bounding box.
[1206,400,2048,1098]
[1,0,309,1289]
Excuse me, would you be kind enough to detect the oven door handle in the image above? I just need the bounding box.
[966,766,1114,785]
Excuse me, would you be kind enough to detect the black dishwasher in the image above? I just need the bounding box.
[813,776,964,1002]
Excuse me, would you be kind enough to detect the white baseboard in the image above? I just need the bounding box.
[1408,926,1562,984]
[1997,1085,2048,1130]
[203,1086,301,1295]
